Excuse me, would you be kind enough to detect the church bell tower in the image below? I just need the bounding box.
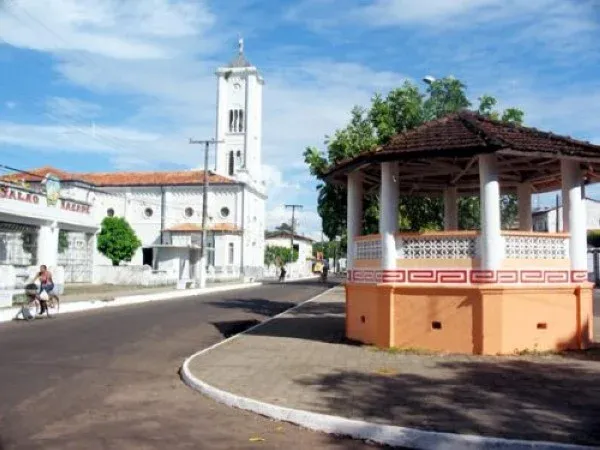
[214,38,264,188]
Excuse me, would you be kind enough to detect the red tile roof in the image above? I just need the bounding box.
[325,110,600,179]
[2,166,234,186]
[165,223,240,232]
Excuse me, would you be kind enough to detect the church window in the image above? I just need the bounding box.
[228,109,244,133]
[144,207,153,218]
[185,207,194,218]
[220,206,230,218]
[238,110,244,132]
[228,151,235,175]
[106,208,115,217]
[236,150,243,168]
[228,242,234,265]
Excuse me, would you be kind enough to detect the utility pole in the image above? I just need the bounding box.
[285,204,303,263]
[189,138,224,288]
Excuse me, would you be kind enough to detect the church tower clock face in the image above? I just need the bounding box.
[233,82,241,91]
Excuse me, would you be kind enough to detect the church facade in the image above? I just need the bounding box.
[0,40,266,288]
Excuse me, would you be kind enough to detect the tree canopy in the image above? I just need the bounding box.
[264,245,299,267]
[97,217,142,266]
[304,77,525,245]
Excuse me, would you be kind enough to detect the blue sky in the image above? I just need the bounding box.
[1,0,600,239]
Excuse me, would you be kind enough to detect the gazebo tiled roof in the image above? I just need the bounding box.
[325,110,600,194]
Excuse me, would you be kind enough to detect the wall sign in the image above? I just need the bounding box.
[0,185,40,204]
[0,184,90,214]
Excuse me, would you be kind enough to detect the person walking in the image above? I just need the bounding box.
[278,264,287,283]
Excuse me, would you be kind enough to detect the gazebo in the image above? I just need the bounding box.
[325,111,598,355]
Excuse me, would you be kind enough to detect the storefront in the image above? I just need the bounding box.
[0,178,98,294]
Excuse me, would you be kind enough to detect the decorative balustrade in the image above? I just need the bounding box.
[353,231,569,262]
[397,232,478,259]
[355,236,382,260]
[502,232,569,259]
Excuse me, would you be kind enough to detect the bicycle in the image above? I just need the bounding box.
[21,284,60,319]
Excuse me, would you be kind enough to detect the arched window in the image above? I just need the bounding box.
[228,110,234,132]
[238,110,244,132]
[228,151,235,176]
[228,242,234,265]
[236,150,243,168]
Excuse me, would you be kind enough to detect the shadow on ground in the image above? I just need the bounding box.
[244,301,347,343]
[295,359,600,446]
[207,298,297,318]
[241,299,600,445]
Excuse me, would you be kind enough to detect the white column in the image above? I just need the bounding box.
[346,171,363,271]
[561,160,587,271]
[444,186,458,230]
[517,182,533,231]
[479,154,502,270]
[37,222,59,268]
[380,162,399,270]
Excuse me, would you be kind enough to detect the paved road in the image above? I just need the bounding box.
[0,280,379,450]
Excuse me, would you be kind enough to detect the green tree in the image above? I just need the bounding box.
[312,240,343,259]
[304,76,525,239]
[97,217,141,266]
[264,245,298,267]
[275,221,298,233]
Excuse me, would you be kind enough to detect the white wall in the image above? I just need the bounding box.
[265,236,313,277]
[533,199,600,232]
[93,265,177,286]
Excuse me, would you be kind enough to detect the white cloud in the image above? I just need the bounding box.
[0,0,216,59]
[0,0,411,239]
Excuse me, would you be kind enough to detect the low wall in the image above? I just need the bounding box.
[0,264,65,307]
[346,283,594,355]
[92,265,177,287]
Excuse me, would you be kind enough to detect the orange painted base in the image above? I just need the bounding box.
[345,283,594,355]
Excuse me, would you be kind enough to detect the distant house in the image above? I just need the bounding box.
[532,198,600,232]
[264,231,314,278]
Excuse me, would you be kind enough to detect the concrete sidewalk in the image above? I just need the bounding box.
[184,287,600,449]
[0,280,262,323]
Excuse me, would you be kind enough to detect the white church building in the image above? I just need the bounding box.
[0,40,266,293]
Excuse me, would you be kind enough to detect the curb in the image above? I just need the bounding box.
[181,288,595,450]
[0,282,262,324]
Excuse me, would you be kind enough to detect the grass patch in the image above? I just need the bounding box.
[367,345,435,355]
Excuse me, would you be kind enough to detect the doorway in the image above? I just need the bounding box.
[142,248,153,267]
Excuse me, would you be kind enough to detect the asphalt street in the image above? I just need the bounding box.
[0,280,380,450]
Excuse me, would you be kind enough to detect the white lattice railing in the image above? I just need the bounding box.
[397,232,479,259]
[353,231,569,262]
[355,236,382,260]
[503,232,569,259]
